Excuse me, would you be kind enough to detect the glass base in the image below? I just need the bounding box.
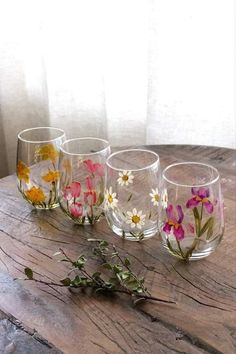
[111,224,158,241]
[59,201,104,225]
[160,233,223,261]
[33,203,59,210]
[71,215,103,226]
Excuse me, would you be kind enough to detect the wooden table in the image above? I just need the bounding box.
[0,145,235,354]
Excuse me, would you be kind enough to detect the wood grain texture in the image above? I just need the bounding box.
[0,308,63,353]
[0,145,235,354]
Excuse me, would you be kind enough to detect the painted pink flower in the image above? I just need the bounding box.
[163,204,185,240]
[63,182,81,200]
[187,223,195,234]
[83,160,104,177]
[186,187,213,214]
[85,176,94,190]
[84,191,97,205]
[70,202,83,217]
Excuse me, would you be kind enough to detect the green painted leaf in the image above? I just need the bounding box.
[199,217,214,237]
[206,217,214,240]
[127,193,132,202]
[96,192,104,206]
[193,207,200,220]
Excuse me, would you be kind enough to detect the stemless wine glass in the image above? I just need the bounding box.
[17,127,66,209]
[159,162,224,261]
[105,149,161,241]
[59,137,111,225]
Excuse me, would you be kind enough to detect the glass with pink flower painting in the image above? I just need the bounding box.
[105,149,161,241]
[58,137,110,225]
[159,162,224,261]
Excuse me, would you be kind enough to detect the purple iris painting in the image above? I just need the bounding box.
[163,204,185,240]
[186,187,213,214]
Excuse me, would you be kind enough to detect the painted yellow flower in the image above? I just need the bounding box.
[35,144,59,164]
[42,169,60,183]
[25,186,46,203]
[63,159,72,173]
[17,160,30,183]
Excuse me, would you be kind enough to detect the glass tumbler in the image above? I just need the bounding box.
[59,137,111,225]
[17,127,66,209]
[105,149,161,241]
[159,162,224,261]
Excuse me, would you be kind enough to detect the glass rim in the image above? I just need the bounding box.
[60,137,110,156]
[162,161,220,187]
[106,148,160,172]
[18,127,65,143]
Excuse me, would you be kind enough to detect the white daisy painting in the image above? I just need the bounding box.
[149,188,160,206]
[105,187,118,210]
[117,170,134,186]
[126,208,146,229]
[161,188,168,209]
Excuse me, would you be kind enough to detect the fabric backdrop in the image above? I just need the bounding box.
[0,0,235,177]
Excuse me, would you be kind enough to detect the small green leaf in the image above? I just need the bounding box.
[120,271,130,280]
[113,265,122,274]
[124,258,131,266]
[72,276,81,286]
[24,267,33,280]
[108,277,119,286]
[92,272,101,279]
[100,240,109,247]
[102,263,112,270]
[60,277,71,286]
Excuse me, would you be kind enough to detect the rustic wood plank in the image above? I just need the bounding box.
[0,145,235,354]
[0,308,62,354]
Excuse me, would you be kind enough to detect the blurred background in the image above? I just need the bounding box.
[0,0,235,177]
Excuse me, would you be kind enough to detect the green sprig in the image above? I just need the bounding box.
[23,240,174,305]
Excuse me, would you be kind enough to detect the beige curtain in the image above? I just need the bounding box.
[0,0,235,178]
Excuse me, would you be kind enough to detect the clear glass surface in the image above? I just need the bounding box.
[16,127,66,209]
[59,137,110,225]
[159,162,224,260]
[105,149,161,241]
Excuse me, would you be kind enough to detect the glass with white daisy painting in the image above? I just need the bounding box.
[105,149,161,241]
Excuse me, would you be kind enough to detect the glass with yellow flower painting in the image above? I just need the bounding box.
[58,137,111,225]
[17,127,66,209]
[105,149,161,241]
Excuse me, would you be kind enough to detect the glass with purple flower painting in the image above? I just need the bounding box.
[159,162,224,261]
